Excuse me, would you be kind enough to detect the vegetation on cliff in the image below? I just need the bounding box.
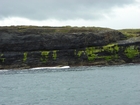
[0,25,112,34]
[0,26,140,69]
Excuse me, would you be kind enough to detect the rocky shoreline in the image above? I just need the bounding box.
[0,26,140,69]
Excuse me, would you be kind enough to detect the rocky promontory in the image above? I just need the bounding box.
[0,26,140,69]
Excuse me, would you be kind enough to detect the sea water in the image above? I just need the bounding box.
[0,64,140,105]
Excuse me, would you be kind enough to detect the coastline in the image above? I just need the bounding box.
[0,26,140,70]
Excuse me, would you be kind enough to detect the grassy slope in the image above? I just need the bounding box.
[0,25,140,38]
[0,26,112,34]
[118,29,140,38]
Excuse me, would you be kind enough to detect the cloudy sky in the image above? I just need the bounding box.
[0,0,140,29]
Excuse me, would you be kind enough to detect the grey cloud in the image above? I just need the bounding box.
[0,0,136,20]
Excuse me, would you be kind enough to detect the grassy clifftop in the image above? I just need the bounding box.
[1,25,139,37]
[0,26,112,34]
[119,29,140,38]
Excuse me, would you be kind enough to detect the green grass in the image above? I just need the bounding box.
[103,44,119,53]
[53,50,57,60]
[0,26,112,34]
[0,54,5,63]
[119,29,140,38]
[40,51,50,63]
[125,46,139,59]
[0,58,5,63]
[23,52,27,62]
[1,26,140,37]
[85,47,97,61]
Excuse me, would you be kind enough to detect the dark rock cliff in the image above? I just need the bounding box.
[0,29,125,51]
[0,26,140,69]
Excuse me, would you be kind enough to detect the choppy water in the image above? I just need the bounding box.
[0,64,140,105]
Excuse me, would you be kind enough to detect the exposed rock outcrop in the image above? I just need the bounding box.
[0,29,125,51]
[0,26,140,69]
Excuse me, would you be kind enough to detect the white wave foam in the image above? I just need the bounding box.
[0,70,9,72]
[30,66,70,70]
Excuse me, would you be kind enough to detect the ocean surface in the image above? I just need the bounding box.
[0,64,140,105]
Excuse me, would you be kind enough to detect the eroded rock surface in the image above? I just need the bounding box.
[0,26,139,69]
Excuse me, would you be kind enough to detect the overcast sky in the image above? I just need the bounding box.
[0,0,140,29]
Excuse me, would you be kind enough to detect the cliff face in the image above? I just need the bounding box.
[0,26,140,69]
[0,28,125,51]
